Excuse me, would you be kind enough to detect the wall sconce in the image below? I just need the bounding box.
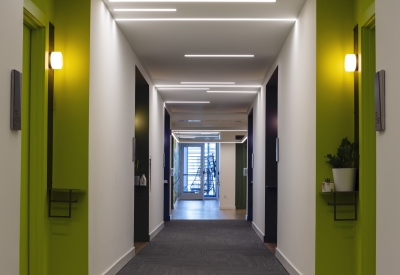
[50,52,63,70]
[345,54,357,72]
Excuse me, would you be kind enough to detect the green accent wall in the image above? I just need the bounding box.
[21,24,31,275]
[51,0,90,274]
[53,0,90,191]
[356,2,376,275]
[316,0,357,274]
[31,0,54,21]
[316,1,376,275]
[21,5,51,274]
[21,0,90,274]
[235,142,247,209]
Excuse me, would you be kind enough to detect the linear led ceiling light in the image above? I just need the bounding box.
[165,101,210,104]
[110,1,275,2]
[181,82,235,84]
[157,88,209,90]
[185,55,254,58]
[114,9,177,12]
[116,18,296,22]
[173,129,247,132]
[156,85,261,88]
[207,90,258,93]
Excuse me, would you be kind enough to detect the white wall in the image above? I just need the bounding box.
[149,86,165,237]
[89,1,164,274]
[250,90,266,232]
[0,0,23,274]
[251,0,316,274]
[219,143,236,210]
[376,0,400,274]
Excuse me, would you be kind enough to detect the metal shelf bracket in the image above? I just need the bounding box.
[48,189,78,218]
[326,191,358,221]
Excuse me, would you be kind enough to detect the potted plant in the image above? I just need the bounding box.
[324,137,357,191]
[321,177,335,192]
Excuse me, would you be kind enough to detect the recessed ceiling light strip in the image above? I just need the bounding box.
[181,82,235,84]
[110,0,275,2]
[185,55,254,57]
[165,101,210,104]
[157,88,210,90]
[156,85,262,88]
[173,129,247,132]
[114,9,177,12]
[116,18,296,22]
[207,90,258,93]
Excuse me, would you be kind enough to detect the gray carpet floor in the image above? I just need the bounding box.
[118,220,288,275]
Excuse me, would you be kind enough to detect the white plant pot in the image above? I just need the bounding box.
[332,168,357,191]
[321,182,335,192]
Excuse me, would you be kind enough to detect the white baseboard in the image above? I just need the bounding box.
[102,247,135,275]
[251,222,264,241]
[149,221,164,241]
[275,248,302,275]
[219,205,236,210]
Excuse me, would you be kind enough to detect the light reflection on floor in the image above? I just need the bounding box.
[171,199,246,220]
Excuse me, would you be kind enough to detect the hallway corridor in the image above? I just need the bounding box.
[120,220,288,275]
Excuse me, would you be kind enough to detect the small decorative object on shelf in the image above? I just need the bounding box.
[140,174,147,186]
[321,177,335,192]
[324,137,357,191]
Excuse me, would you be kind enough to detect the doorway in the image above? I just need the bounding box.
[264,67,278,243]
[172,142,246,220]
[163,109,171,221]
[180,143,219,200]
[235,141,247,209]
[21,14,49,274]
[358,17,376,274]
[247,110,253,221]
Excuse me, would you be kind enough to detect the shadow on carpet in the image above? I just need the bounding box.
[118,220,288,275]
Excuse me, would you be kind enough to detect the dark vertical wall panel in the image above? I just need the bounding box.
[235,142,247,209]
[163,109,171,221]
[247,110,253,221]
[134,67,150,242]
[264,67,278,242]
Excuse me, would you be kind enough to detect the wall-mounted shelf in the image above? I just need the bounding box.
[320,191,358,221]
[48,188,85,218]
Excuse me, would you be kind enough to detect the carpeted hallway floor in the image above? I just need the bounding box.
[118,220,288,275]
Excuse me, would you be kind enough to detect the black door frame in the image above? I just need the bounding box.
[264,67,278,243]
[163,109,171,221]
[247,109,253,221]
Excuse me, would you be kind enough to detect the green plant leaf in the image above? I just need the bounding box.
[324,137,356,168]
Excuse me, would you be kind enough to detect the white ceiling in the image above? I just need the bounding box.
[102,0,306,130]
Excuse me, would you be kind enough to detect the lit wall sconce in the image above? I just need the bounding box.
[50,52,63,70]
[345,54,357,72]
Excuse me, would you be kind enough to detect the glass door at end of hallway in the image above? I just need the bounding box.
[180,143,219,200]
[180,144,204,200]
